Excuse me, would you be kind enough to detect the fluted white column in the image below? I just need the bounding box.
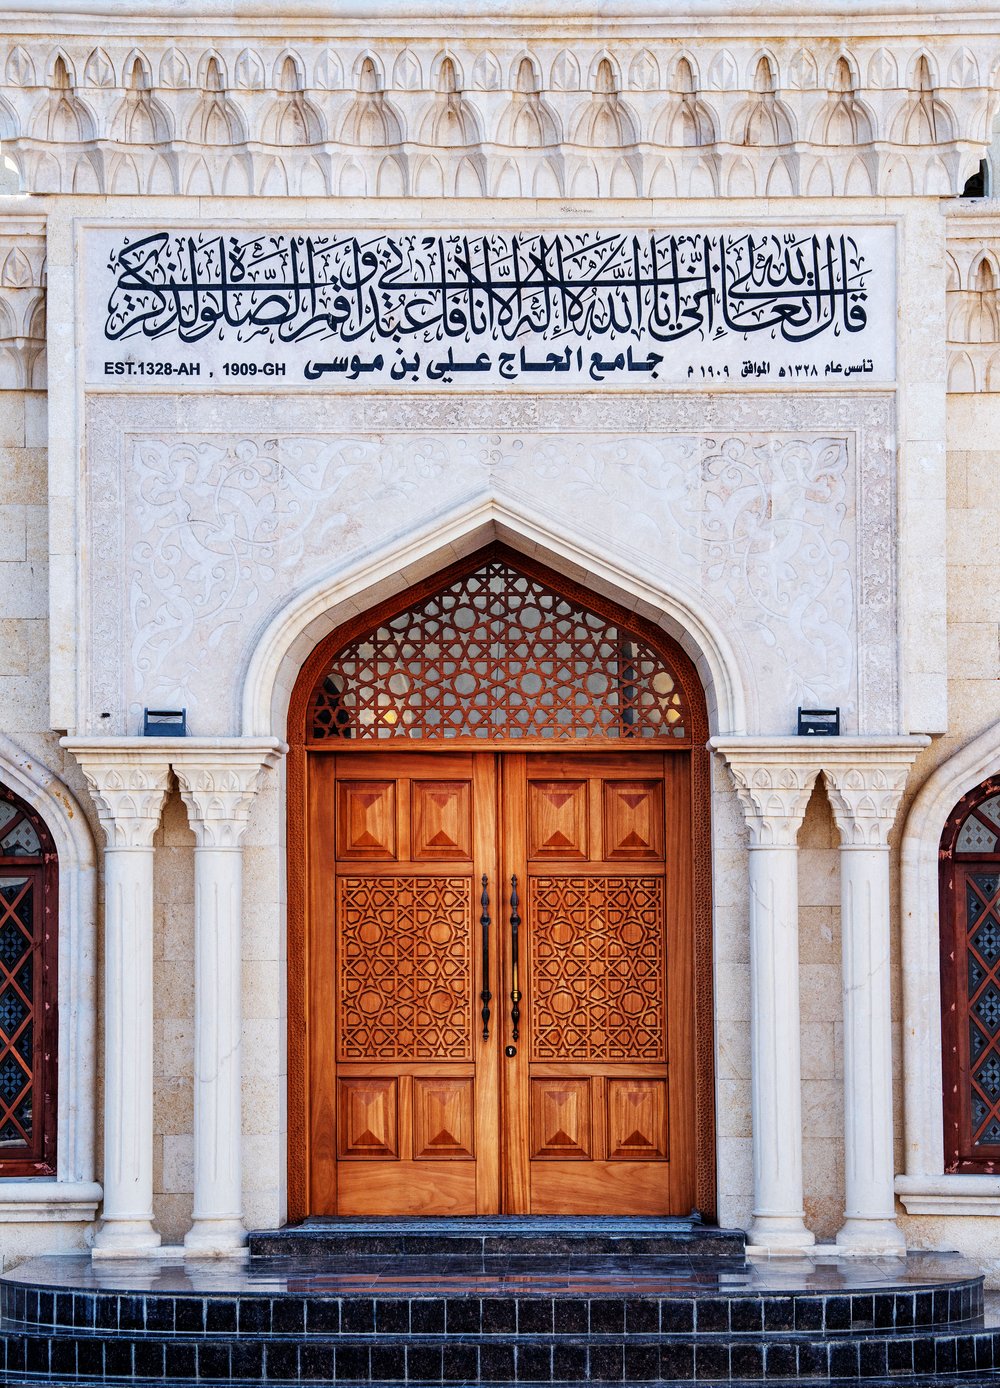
[713,743,819,1250]
[174,746,282,1256]
[69,754,170,1255]
[826,752,923,1255]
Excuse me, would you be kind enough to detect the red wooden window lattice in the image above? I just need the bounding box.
[941,776,1000,1172]
[0,786,57,1176]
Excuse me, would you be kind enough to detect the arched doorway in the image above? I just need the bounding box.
[286,544,714,1219]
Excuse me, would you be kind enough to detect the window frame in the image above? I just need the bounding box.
[941,773,1000,1173]
[0,785,58,1177]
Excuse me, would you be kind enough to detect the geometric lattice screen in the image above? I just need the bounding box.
[0,875,35,1149]
[963,870,1000,1147]
[310,554,688,742]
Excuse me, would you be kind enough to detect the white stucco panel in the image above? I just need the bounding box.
[83,391,896,739]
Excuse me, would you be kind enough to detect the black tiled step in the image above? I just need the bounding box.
[5,1328,1000,1383]
[3,1257,983,1336]
[248,1216,747,1259]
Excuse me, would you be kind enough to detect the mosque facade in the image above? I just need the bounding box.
[0,0,999,1280]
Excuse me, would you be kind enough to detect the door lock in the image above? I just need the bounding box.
[505,1045,517,1058]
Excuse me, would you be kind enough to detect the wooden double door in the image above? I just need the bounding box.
[307,749,695,1215]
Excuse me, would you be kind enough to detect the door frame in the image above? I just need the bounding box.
[285,545,716,1221]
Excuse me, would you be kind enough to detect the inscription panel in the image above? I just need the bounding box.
[87,225,895,387]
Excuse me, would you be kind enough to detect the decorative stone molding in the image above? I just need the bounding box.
[0,217,45,390]
[173,745,284,849]
[717,759,819,846]
[70,755,171,848]
[824,758,918,848]
[946,218,1000,392]
[0,31,996,196]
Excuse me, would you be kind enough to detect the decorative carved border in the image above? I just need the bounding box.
[284,541,716,1221]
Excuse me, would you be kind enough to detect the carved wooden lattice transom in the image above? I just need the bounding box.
[310,556,687,741]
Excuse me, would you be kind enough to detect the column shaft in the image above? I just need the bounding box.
[185,845,245,1251]
[748,844,814,1248]
[96,845,159,1250]
[836,845,904,1251]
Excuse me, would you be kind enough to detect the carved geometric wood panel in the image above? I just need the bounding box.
[413,1077,475,1159]
[530,1078,591,1159]
[603,780,663,859]
[528,781,588,859]
[309,554,688,741]
[411,781,472,860]
[337,1077,398,1160]
[337,781,396,859]
[529,876,666,1061]
[338,877,472,1060]
[607,1079,668,1161]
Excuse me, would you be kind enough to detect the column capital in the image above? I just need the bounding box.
[171,741,285,849]
[710,741,821,847]
[62,745,171,849]
[820,741,930,849]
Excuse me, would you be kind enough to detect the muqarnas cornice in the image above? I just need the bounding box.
[0,39,996,197]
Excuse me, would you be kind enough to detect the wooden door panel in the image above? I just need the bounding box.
[527,781,589,859]
[528,875,667,1063]
[336,780,397,859]
[413,1077,476,1159]
[336,1078,398,1159]
[607,1077,668,1160]
[603,780,664,858]
[530,1161,675,1215]
[337,875,473,1062]
[309,752,499,1215]
[529,1078,591,1159]
[503,752,690,1216]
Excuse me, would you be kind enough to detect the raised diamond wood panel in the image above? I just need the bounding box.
[412,1077,476,1160]
[607,1078,668,1161]
[530,1078,591,1160]
[528,781,588,859]
[411,781,472,860]
[336,781,396,860]
[603,780,663,859]
[337,876,473,1061]
[337,1078,398,1160]
[529,875,666,1062]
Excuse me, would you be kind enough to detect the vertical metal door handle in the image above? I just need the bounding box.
[509,874,522,1042]
[479,873,492,1041]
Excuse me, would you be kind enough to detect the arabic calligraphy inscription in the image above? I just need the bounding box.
[87,226,895,386]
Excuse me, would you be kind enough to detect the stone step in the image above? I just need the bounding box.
[3,1255,982,1339]
[248,1215,747,1259]
[4,1325,1000,1383]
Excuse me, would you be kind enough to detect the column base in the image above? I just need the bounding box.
[836,1216,906,1255]
[748,1215,816,1251]
[184,1217,247,1257]
[92,1219,161,1257]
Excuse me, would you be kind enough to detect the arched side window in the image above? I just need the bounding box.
[941,776,1000,1172]
[0,784,57,1176]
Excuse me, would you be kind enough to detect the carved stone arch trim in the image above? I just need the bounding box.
[284,542,715,1221]
[239,502,752,742]
[0,733,98,1190]
[898,721,1000,1188]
